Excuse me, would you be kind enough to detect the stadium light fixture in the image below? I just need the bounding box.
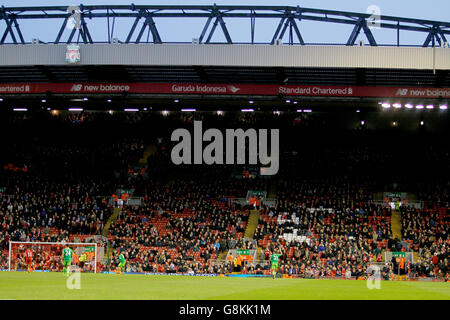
[124,108,139,112]
[285,99,291,103]
[381,102,391,109]
[162,110,169,116]
[83,97,88,101]
[13,108,27,112]
[46,107,51,111]
[216,110,223,115]
[392,121,398,126]
[181,108,196,112]
[0,98,3,101]
[426,104,434,110]
[41,99,46,103]
[107,99,112,102]
[421,120,424,126]
[273,110,280,115]
[303,109,312,113]
[143,107,148,111]
[356,110,360,113]
[249,100,254,104]
[68,108,83,112]
[439,104,448,110]
[415,104,424,109]
[404,103,414,109]
[296,109,303,113]
[293,101,298,104]
[108,110,114,115]
[393,103,402,109]
[241,109,254,112]
[361,120,365,125]
[174,99,179,103]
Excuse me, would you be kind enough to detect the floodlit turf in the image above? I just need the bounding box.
[0,272,449,300]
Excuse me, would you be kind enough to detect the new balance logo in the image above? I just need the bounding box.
[71,84,83,92]
[396,89,409,96]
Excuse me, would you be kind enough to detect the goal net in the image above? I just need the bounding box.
[8,241,98,273]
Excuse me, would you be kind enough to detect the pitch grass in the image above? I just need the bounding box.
[0,272,449,300]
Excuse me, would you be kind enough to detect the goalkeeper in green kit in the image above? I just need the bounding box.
[270,251,281,279]
[118,252,126,274]
[62,244,74,276]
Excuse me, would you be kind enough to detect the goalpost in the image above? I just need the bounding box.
[8,241,98,274]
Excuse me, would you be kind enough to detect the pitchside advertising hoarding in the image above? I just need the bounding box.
[0,82,450,98]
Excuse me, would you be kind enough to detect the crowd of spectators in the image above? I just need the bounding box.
[250,195,393,277]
